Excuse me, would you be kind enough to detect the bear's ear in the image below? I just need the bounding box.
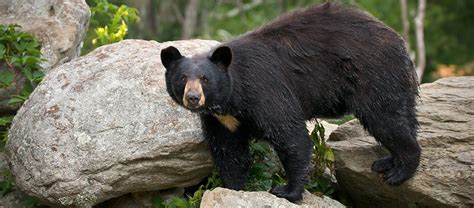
[210,46,232,69]
[161,46,183,69]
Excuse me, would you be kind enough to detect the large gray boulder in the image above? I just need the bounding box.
[201,187,345,208]
[0,0,90,72]
[329,76,474,207]
[0,0,90,113]
[6,39,219,207]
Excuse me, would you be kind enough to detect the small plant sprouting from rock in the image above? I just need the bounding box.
[306,120,336,196]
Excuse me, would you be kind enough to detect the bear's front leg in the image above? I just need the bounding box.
[200,114,251,190]
[252,109,313,202]
[268,127,313,203]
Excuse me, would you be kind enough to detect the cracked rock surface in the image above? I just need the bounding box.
[5,39,219,207]
[329,76,474,208]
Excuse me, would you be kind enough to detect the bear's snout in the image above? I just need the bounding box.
[183,79,206,109]
[186,91,201,107]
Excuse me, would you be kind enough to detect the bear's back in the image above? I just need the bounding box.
[222,2,417,118]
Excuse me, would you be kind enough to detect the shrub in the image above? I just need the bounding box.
[0,24,45,147]
[82,0,140,54]
[0,24,45,199]
[0,24,44,106]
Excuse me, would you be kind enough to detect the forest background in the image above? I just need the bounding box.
[83,0,474,83]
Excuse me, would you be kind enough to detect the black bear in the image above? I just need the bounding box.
[160,2,421,202]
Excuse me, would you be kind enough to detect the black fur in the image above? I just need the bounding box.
[161,2,421,203]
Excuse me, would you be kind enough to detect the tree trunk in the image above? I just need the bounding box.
[147,0,158,35]
[415,0,426,81]
[400,0,410,49]
[277,0,284,14]
[181,0,200,40]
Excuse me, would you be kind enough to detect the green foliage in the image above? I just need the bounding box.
[0,168,14,196]
[82,0,140,54]
[0,116,13,149]
[245,141,285,191]
[310,120,335,176]
[324,115,354,125]
[153,196,191,208]
[0,116,13,197]
[152,171,222,208]
[0,24,45,147]
[204,0,325,42]
[0,24,44,97]
[421,1,474,82]
[306,120,336,196]
[187,172,222,207]
[21,196,42,208]
[0,24,45,206]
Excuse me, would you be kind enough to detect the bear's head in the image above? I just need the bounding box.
[160,45,233,112]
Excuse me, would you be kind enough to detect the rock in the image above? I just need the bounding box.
[6,39,220,207]
[0,0,90,72]
[306,120,339,140]
[201,187,345,208]
[1,152,34,208]
[95,193,150,208]
[0,0,90,113]
[96,188,183,208]
[0,189,34,208]
[329,76,474,208]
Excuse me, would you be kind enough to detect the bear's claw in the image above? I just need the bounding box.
[372,156,416,186]
[371,156,394,173]
[270,185,303,203]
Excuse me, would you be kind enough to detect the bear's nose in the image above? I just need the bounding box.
[186,92,201,105]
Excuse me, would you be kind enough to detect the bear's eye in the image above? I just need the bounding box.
[200,76,209,84]
[180,75,187,82]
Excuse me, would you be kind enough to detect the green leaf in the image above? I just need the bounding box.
[20,81,33,97]
[0,170,15,196]
[22,56,39,65]
[32,70,44,83]
[22,67,33,81]
[0,43,5,57]
[169,197,191,208]
[8,96,26,106]
[21,196,41,208]
[325,147,335,162]
[10,56,21,67]
[0,116,13,126]
[0,70,13,87]
[151,195,165,208]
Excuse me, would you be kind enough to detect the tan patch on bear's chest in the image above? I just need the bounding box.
[213,114,240,132]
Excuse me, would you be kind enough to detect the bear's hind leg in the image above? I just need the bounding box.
[200,114,251,190]
[357,109,421,186]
